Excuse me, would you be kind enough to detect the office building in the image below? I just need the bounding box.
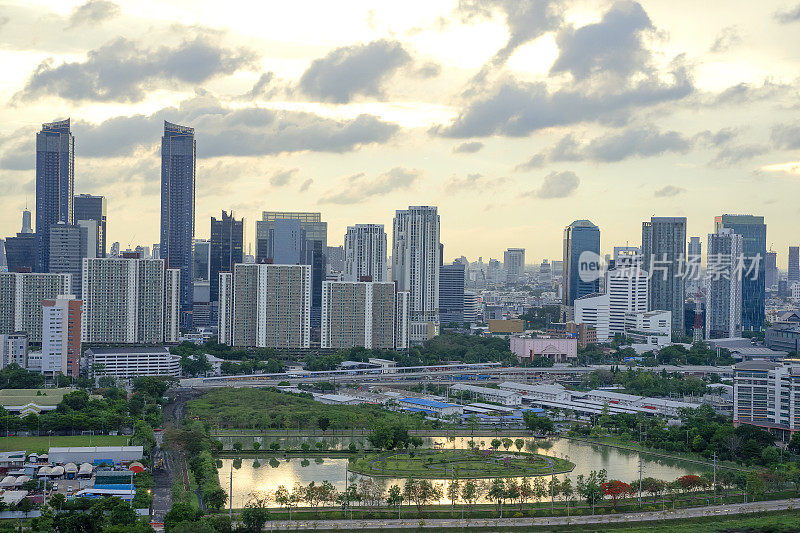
[343,224,387,282]
[0,272,71,342]
[81,258,179,344]
[0,332,29,369]
[41,295,81,377]
[192,280,211,328]
[0,239,5,271]
[4,229,35,273]
[510,336,578,363]
[392,206,441,343]
[463,291,479,323]
[504,248,525,284]
[439,261,466,325]
[789,246,800,286]
[48,223,84,297]
[733,360,800,440]
[321,281,409,349]
[110,242,120,258]
[86,347,181,378]
[326,245,345,273]
[209,211,244,304]
[538,260,552,284]
[256,212,326,329]
[607,262,648,336]
[706,228,743,339]
[35,119,74,273]
[625,310,672,346]
[193,239,210,281]
[219,263,311,348]
[73,194,107,257]
[563,220,600,307]
[765,251,778,291]
[641,216,686,332]
[574,293,610,342]
[714,215,766,331]
[159,121,196,326]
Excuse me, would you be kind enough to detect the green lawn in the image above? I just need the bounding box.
[350,449,574,478]
[0,434,130,453]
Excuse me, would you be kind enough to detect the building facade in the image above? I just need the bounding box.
[0,333,29,369]
[48,223,85,297]
[734,360,800,439]
[41,295,82,377]
[789,246,799,286]
[765,251,778,291]
[209,211,244,304]
[641,216,686,333]
[607,264,648,337]
[504,248,525,284]
[706,228,744,339]
[0,272,71,342]
[439,262,465,325]
[36,119,74,273]
[73,194,107,257]
[160,121,196,326]
[86,347,181,378]
[510,336,578,364]
[392,206,441,343]
[574,293,610,342]
[343,224,387,282]
[563,220,600,307]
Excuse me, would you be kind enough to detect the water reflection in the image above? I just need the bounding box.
[218,436,707,508]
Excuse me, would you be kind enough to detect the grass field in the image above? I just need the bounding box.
[351,449,575,478]
[0,434,130,453]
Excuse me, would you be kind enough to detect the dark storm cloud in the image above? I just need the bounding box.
[68,1,121,28]
[452,141,484,154]
[523,170,579,199]
[319,167,419,204]
[15,36,258,103]
[299,40,411,103]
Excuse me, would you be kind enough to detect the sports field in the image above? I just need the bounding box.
[0,435,130,454]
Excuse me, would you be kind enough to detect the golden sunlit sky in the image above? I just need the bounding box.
[1,0,799,265]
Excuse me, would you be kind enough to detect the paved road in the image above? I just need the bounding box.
[257,498,799,530]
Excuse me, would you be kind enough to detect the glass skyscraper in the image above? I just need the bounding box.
[74,194,107,257]
[210,211,244,303]
[563,220,600,307]
[160,121,196,326]
[641,216,687,333]
[439,261,465,325]
[714,214,766,331]
[35,119,74,272]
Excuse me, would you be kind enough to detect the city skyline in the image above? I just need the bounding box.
[1,1,799,265]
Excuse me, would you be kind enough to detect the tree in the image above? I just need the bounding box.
[746,471,765,501]
[461,479,481,514]
[602,480,633,509]
[253,442,261,451]
[514,438,524,452]
[240,502,270,532]
[523,412,554,433]
[204,486,228,511]
[317,416,330,432]
[16,497,34,517]
[490,438,502,451]
[577,470,606,510]
[487,478,506,514]
[677,474,703,493]
[403,479,442,514]
[641,477,666,502]
[164,501,200,532]
[233,441,243,452]
[387,484,402,515]
[502,438,513,451]
[788,431,800,453]
[368,421,410,450]
[447,479,460,514]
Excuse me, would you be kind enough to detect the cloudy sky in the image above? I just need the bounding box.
[1,0,799,265]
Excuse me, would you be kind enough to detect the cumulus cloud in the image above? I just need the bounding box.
[319,167,419,204]
[452,141,484,154]
[551,1,654,81]
[709,26,741,53]
[771,122,800,150]
[654,185,684,197]
[15,35,257,103]
[299,40,411,103]
[523,171,579,199]
[299,179,313,192]
[710,144,770,167]
[514,153,545,172]
[68,0,120,28]
[444,173,508,193]
[775,4,800,23]
[270,168,299,187]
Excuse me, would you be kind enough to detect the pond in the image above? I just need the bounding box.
[218,436,709,508]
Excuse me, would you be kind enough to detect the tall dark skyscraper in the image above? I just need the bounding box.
[210,211,244,303]
[642,216,686,333]
[48,223,85,296]
[439,261,465,325]
[765,251,777,290]
[563,220,600,307]
[74,194,107,257]
[35,119,74,272]
[160,121,196,326]
[789,246,800,286]
[714,215,766,331]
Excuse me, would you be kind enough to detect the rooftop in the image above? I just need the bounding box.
[734,361,781,371]
[0,388,71,407]
[399,398,459,409]
[86,346,169,355]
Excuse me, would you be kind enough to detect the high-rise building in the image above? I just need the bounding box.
[110,242,120,258]
[642,217,686,332]
[160,121,196,326]
[714,215,766,331]
[49,223,85,297]
[21,209,33,234]
[193,239,210,282]
[321,281,408,349]
[574,293,610,342]
[218,263,311,348]
[0,332,29,369]
[706,228,743,339]
[765,251,778,291]
[392,206,441,343]
[35,119,74,273]
[3,233,35,273]
[463,291,479,323]
[81,257,179,344]
[607,263,648,337]
[0,239,5,271]
[439,261,466,325]
[789,246,800,286]
[538,260,552,284]
[563,220,600,307]
[0,272,71,342]
[41,295,82,377]
[73,194,107,257]
[256,212,327,329]
[734,361,800,439]
[210,211,244,304]
[326,245,345,273]
[344,224,387,282]
[504,248,525,284]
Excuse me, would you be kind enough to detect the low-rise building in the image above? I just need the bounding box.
[48,446,144,465]
[625,310,671,346]
[0,332,29,369]
[510,336,578,364]
[397,397,463,417]
[488,319,524,334]
[449,383,522,406]
[85,346,181,379]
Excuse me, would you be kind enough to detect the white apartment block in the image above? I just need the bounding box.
[86,347,181,378]
[0,272,72,342]
[321,281,409,349]
[41,295,81,377]
[0,332,29,368]
[625,310,672,346]
[607,265,648,336]
[574,292,610,342]
[504,248,525,284]
[343,224,387,282]
[392,206,440,343]
[734,360,800,440]
[81,258,179,344]
[220,263,311,348]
